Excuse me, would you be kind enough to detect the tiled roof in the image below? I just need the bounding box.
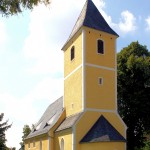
[62,0,118,49]
[56,112,83,132]
[80,115,126,143]
[25,97,64,139]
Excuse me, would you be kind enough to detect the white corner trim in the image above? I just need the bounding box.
[115,39,118,111]
[125,142,127,150]
[72,111,85,150]
[85,108,116,113]
[82,29,86,111]
[48,136,50,150]
[64,64,82,81]
[72,126,75,150]
[116,113,127,131]
[86,63,115,71]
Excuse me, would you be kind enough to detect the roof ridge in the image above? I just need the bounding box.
[66,111,83,119]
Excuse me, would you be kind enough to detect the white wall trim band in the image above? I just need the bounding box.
[72,126,75,150]
[48,136,50,150]
[64,64,82,81]
[82,29,86,111]
[86,63,115,71]
[85,108,116,113]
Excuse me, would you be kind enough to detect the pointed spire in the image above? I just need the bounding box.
[72,0,118,37]
[62,0,118,49]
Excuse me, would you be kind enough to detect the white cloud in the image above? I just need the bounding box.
[0,92,38,149]
[0,21,7,48]
[23,4,63,74]
[145,16,150,31]
[26,77,63,102]
[118,10,137,33]
[0,76,63,149]
[93,0,106,9]
[22,0,85,75]
[2,0,79,148]
[22,0,109,75]
[92,2,137,35]
[100,10,137,35]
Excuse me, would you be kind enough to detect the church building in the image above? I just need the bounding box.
[25,0,127,149]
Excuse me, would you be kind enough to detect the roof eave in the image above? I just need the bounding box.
[61,27,83,51]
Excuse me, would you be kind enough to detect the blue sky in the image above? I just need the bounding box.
[0,0,150,148]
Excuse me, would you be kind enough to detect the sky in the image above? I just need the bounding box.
[0,0,150,149]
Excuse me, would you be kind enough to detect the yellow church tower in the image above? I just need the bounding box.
[24,0,127,150]
[62,0,127,149]
[63,0,118,116]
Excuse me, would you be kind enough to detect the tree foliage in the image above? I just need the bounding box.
[0,0,50,16]
[117,41,150,150]
[22,124,31,141]
[20,125,31,150]
[0,113,11,149]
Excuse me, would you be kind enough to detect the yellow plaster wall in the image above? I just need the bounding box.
[64,67,82,116]
[54,129,72,150]
[80,142,125,150]
[25,135,48,150]
[85,27,117,68]
[64,32,82,77]
[85,65,116,110]
[75,111,126,150]
[49,110,66,137]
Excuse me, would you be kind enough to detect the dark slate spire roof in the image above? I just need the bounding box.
[80,115,126,143]
[72,0,118,36]
[62,0,118,49]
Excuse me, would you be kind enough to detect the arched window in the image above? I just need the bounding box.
[60,138,64,150]
[28,142,30,149]
[40,140,42,150]
[71,46,75,61]
[97,39,104,54]
[33,140,35,147]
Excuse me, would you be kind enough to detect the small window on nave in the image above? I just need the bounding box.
[40,140,42,150]
[60,138,64,150]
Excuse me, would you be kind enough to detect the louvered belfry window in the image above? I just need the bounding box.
[97,39,104,54]
[71,46,75,61]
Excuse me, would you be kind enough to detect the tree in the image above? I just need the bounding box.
[0,113,11,149]
[0,0,50,16]
[20,125,31,150]
[117,41,150,150]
